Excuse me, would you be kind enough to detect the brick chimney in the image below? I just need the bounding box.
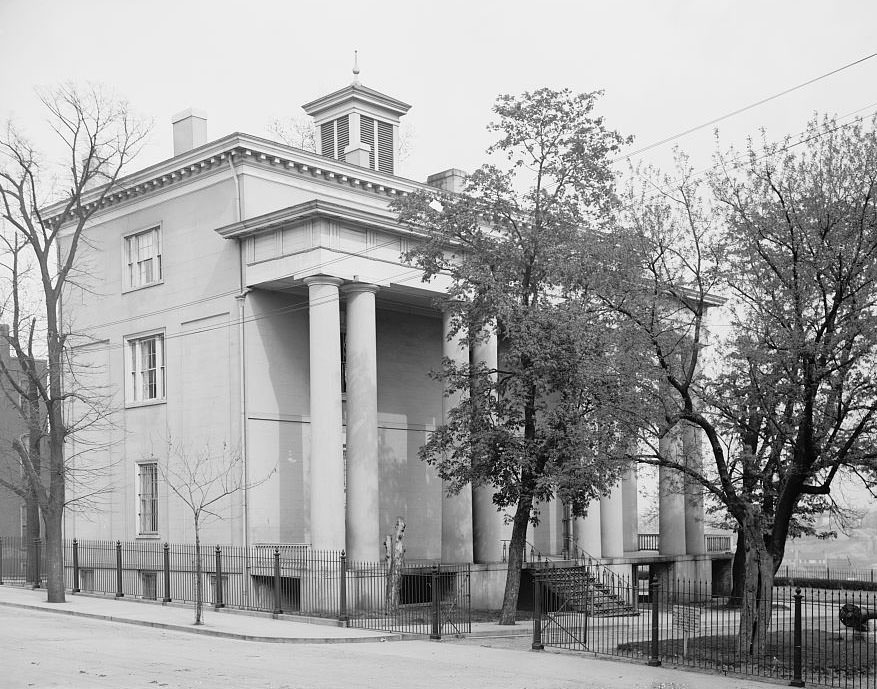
[426,169,467,194]
[172,108,208,156]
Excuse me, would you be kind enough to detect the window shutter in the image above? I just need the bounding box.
[360,116,375,170]
[336,115,349,161]
[377,121,393,175]
[321,122,335,158]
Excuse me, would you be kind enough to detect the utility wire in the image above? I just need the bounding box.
[612,51,877,164]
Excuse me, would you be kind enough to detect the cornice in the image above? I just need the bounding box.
[215,199,408,239]
[301,83,411,119]
[44,133,425,229]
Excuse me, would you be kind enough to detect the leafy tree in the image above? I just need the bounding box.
[0,85,147,602]
[608,117,877,653]
[395,88,640,624]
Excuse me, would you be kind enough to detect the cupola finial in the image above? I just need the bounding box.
[352,50,360,86]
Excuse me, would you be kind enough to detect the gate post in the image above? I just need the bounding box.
[532,575,544,651]
[115,540,124,597]
[162,543,172,603]
[72,539,80,593]
[647,573,661,666]
[0,536,5,585]
[214,546,224,609]
[430,565,441,640]
[272,547,282,615]
[790,588,804,687]
[339,551,349,626]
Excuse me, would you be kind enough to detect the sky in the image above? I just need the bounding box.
[2,0,877,185]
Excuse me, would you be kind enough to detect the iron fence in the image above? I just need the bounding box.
[1,536,470,637]
[346,559,471,636]
[782,564,877,586]
[1,536,44,587]
[533,570,877,688]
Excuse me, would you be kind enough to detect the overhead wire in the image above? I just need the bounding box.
[611,51,877,165]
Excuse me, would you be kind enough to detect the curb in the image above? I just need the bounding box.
[0,599,402,644]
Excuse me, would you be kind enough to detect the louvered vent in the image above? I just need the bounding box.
[360,116,375,170]
[321,122,335,158]
[377,121,394,175]
[336,115,349,161]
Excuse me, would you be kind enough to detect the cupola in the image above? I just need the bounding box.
[302,55,411,175]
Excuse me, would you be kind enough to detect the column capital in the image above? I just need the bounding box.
[303,275,344,288]
[341,281,380,296]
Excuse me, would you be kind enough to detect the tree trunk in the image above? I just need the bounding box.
[736,526,773,656]
[498,493,532,625]
[43,506,65,603]
[384,517,405,615]
[728,529,746,607]
[25,494,40,585]
[194,520,203,625]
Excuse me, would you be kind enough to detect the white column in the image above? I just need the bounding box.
[574,500,601,559]
[471,325,509,563]
[600,483,624,558]
[441,308,473,562]
[683,338,706,556]
[304,276,346,551]
[344,283,380,561]
[621,464,639,554]
[659,428,686,556]
[683,424,705,555]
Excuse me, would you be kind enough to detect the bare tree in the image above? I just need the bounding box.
[160,438,274,625]
[0,84,148,602]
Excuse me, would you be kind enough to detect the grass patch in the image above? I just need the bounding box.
[619,629,877,680]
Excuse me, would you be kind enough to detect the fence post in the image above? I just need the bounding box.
[790,587,804,687]
[0,536,4,585]
[272,547,282,615]
[115,540,124,598]
[648,574,661,666]
[429,565,441,640]
[162,543,171,603]
[532,575,544,651]
[339,551,349,626]
[214,546,224,610]
[32,539,41,589]
[72,539,80,593]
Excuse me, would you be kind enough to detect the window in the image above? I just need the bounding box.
[138,462,159,535]
[320,115,349,159]
[127,334,165,403]
[125,227,162,289]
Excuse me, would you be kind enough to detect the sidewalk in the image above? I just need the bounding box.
[0,584,402,643]
[0,583,529,644]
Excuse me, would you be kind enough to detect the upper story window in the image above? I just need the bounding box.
[127,333,165,404]
[125,227,162,290]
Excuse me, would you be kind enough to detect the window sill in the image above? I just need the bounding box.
[122,279,164,295]
[125,398,167,410]
[136,534,161,540]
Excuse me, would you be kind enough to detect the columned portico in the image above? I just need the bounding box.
[304,276,346,551]
[575,501,601,557]
[683,421,705,555]
[659,428,686,556]
[472,325,509,563]
[600,483,624,558]
[441,308,474,562]
[621,465,639,553]
[343,282,380,561]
